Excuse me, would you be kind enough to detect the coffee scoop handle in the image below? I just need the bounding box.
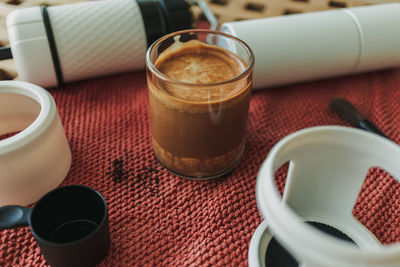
[0,206,31,229]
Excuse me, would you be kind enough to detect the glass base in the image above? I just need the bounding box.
[154,147,244,180]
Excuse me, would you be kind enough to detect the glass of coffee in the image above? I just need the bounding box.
[146,29,254,179]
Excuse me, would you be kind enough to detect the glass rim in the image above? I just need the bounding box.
[145,29,255,87]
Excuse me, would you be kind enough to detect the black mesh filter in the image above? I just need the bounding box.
[265,238,298,267]
[265,222,356,267]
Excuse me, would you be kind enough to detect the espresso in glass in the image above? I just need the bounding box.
[146,30,254,179]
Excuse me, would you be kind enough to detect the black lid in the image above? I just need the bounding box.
[137,0,168,47]
[158,0,193,32]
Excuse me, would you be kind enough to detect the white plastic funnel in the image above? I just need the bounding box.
[253,126,400,267]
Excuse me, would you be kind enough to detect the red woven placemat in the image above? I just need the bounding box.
[1,67,400,266]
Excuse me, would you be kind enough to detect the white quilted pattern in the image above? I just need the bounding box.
[48,0,147,82]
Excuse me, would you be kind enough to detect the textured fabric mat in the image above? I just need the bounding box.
[1,67,400,266]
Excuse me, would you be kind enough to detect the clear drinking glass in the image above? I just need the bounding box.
[146,29,254,179]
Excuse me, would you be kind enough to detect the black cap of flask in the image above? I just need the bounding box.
[137,0,193,47]
[158,0,193,32]
[137,0,168,46]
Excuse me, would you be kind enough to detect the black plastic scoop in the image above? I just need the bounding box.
[0,185,110,267]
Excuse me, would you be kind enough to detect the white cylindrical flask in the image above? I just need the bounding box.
[221,3,400,89]
[6,0,192,88]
